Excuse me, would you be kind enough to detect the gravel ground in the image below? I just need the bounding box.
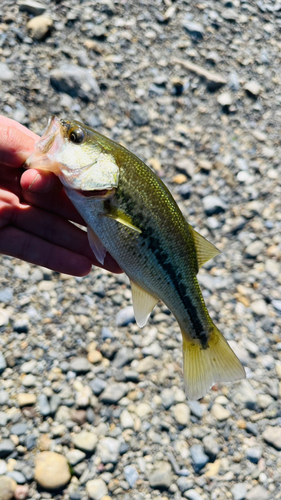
[1,0,281,499]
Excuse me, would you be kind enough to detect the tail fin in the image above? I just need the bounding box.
[182,325,245,400]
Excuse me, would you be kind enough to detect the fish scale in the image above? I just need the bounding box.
[25,116,246,400]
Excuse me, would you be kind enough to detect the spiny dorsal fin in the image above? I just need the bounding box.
[189,226,220,269]
[104,206,141,234]
[130,280,158,328]
[87,226,107,265]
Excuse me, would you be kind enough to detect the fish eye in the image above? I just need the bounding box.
[69,128,85,144]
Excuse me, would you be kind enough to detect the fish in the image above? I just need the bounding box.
[25,116,245,399]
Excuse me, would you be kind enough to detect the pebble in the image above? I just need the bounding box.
[0,288,13,303]
[251,300,268,316]
[182,20,205,41]
[172,403,190,426]
[231,483,247,500]
[203,195,226,215]
[0,353,7,374]
[246,447,261,464]
[245,240,264,258]
[19,0,46,14]
[211,403,231,421]
[203,434,219,461]
[10,423,27,435]
[177,477,193,493]
[27,15,53,41]
[35,452,71,490]
[89,378,107,396]
[97,437,120,464]
[38,394,51,416]
[17,393,36,407]
[66,449,86,466]
[217,92,232,107]
[244,81,261,97]
[190,444,209,472]
[0,461,7,475]
[50,65,100,100]
[69,357,92,373]
[0,412,8,426]
[148,461,172,489]
[0,63,14,83]
[116,306,135,327]
[73,432,97,453]
[0,476,16,500]
[14,485,29,500]
[99,383,128,404]
[120,409,134,429]
[7,471,26,485]
[245,485,269,500]
[0,440,15,458]
[86,479,108,500]
[262,426,281,450]
[124,465,139,488]
[184,490,204,500]
[136,356,156,373]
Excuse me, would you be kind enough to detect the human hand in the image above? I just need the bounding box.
[0,115,122,276]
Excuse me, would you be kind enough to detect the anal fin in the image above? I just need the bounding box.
[130,280,158,328]
[87,226,107,265]
[182,324,245,400]
[189,226,220,269]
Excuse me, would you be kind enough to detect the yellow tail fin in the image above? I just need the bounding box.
[182,326,245,400]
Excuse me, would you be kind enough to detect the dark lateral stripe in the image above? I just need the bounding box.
[116,187,208,345]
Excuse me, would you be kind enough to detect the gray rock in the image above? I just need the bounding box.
[177,477,194,493]
[50,65,100,100]
[10,423,27,435]
[89,378,107,396]
[69,357,92,373]
[101,327,113,339]
[203,434,219,460]
[50,394,61,414]
[203,195,226,215]
[161,388,175,409]
[130,107,149,126]
[245,240,264,258]
[246,485,269,500]
[0,412,8,426]
[97,437,120,464]
[148,461,172,490]
[231,483,247,500]
[0,353,7,374]
[20,360,37,375]
[233,380,257,409]
[100,383,127,404]
[116,306,135,326]
[0,64,14,82]
[187,401,204,419]
[175,158,195,178]
[14,318,29,333]
[112,347,134,368]
[124,465,139,488]
[0,391,9,405]
[263,426,281,450]
[66,449,86,466]
[18,0,46,15]
[182,20,204,41]
[0,460,7,475]
[25,433,37,450]
[38,394,51,417]
[190,444,209,472]
[184,490,204,500]
[0,288,13,303]
[246,447,261,463]
[0,439,15,458]
[7,471,26,485]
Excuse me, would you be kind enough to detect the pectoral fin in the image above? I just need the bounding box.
[87,226,107,265]
[104,206,141,233]
[190,226,220,269]
[130,280,158,328]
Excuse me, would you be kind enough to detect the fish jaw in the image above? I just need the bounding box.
[24,116,120,192]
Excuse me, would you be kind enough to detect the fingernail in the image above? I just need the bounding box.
[28,173,54,192]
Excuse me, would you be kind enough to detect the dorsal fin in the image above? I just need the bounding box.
[189,226,220,269]
[130,280,158,328]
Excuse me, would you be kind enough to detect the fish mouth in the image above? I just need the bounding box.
[75,188,116,199]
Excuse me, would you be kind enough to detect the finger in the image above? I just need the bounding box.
[21,169,86,225]
[0,115,38,140]
[0,126,36,168]
[0,225,92,276]
[0,192,122,274]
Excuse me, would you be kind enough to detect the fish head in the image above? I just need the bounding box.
[25,116,119,192]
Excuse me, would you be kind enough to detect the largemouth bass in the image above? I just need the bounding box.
[25,116,245,399]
